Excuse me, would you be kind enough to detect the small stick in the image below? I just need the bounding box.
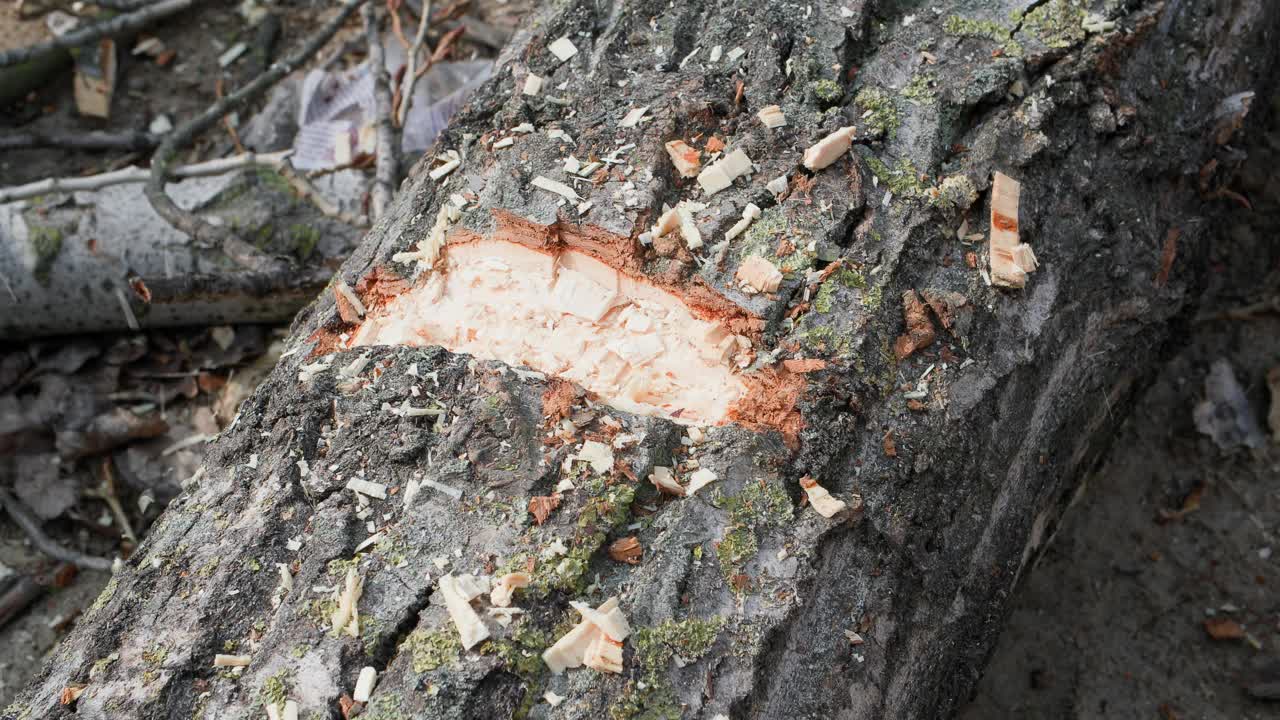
[277,164,371,227]
[0,150,292,204]
[417,25,464,78]
[93,0,162,9]
[0,130,159,152]
[144,0,367,254]
[364,2,401,221]
[0,488,114,572]
[396,0,431,127]
[215,78,247,154]
[0,0,197,68]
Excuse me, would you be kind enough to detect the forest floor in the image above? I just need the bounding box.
[1,3,1278,717]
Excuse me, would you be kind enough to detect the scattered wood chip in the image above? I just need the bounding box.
[697,148,754,195]
[548,36,579,61]
[492,136,515,149]
[523,73,544,96]
[757,104,787,128]
[709,45,723,62]
[726,46,745,62]
[1204,617,1245,640]
[894,290,936,360]
[439,574,491,650]
[584,633,624,673]
[725,202,761,241]
[802,126,857,171]
[428,150,462,181]
[346,478,387,500]
[619,106,650,128]
[766,175,788,194]
[685,468,718,495]
[213,654,252,667]
[528,494,561,525]
[544,691,565,707]
[735,256,783,293]
[490,572,532,607]
[989,172,1038,288]
[799,476,847,518]
[330,567,363,637]
[649,466,684,496]
[59,685,86,705]
[353,667,377,703]
[664,140,701,177]
[573,440,614,474]
[532,175,581,202]
[334,279,366,323]
[543,597,628,674]
[608,536,643,564]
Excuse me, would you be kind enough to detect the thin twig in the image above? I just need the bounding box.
[0,130,159,152]
[215,78,247,154]
[396,0,431,126]
[144,0,367,262]
[0,0,196,68]
[364,2,401,221]
[0,150,292,204]
[0,488,114,572]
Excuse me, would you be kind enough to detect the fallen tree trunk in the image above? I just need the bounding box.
[8,0,1277,719]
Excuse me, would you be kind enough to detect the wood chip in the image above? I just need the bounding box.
[1204,617,1245,640]
[725,202,761,241]
[799,475,846,518]
[802,126,856,171]
[664,140,701,177]
[608,536,643,564]
[532,175,581,201]
[697,148,754,195]
[439,574,490,650]
[213,654,252,667]
[649,466,684,496]
[548,37,578,61]
[522,73,544,96]
[893,290,936,360]
[757,104,787,128]
[490,572,532,607]
[346,478,387,500]
[353,666,377,703]
[989,172,1038,288]
[685,468,717,495]
[735,256,783,293]
[618,106,650,128]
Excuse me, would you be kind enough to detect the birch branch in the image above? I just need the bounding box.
[0,0,197,68]
[0,151,292,204]
[364,3,401,221]
[396,0,431,127]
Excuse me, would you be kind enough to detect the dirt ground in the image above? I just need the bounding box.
[1,3,1278,718]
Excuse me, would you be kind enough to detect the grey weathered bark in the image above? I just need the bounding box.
[7,1,1277,719]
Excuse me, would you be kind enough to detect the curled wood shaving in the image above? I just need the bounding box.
[490,572,532,607]
[802,126,856,171]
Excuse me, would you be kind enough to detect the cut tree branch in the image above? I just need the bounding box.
[0,150,292,204]
[143,0,367,262]
[364,3,401,221]
[0,0,196,69]
[0,488,114,572]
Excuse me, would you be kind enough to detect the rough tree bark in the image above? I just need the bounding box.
[7,1,1277,719]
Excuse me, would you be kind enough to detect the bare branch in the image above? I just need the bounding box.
[143,0,367,259]
[0,151,292,204]
[0,130,158,152]
[364,3,401,221]
[0,0,197,69]
[396,0,431,126]
[0,488,115,573]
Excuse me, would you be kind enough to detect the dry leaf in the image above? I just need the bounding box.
[894,290,936,360]
[529,494,562,525]
[882,430,897,457]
